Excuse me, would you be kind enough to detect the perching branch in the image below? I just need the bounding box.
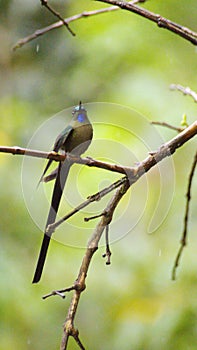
[172,151,197,280]
[0,146,133,176]
[97,0,197,45]
[1,121,196,168]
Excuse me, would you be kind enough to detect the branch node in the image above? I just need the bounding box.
[84,211,106,222]
[42,285,76,300]
[40,0,75,36]
[74,279,86,292]
[42,290,66,300]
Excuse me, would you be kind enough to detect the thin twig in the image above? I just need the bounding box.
[84,211,107,222]
[13,2,130,50]
[151,121,184,133]
[102,225,112,265]
[46,178,126,234]
[97,0,197,45]
[40,0,75,36]
[172,151,197,280]
[170,84,197,103]
[43,285,75,299]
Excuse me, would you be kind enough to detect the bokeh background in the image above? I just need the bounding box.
[0,1,197,349]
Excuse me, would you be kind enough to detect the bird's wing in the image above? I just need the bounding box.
[53,125,73,152]
[37,125,73,187]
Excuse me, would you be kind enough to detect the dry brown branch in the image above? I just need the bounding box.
[40,0,75,36]
[38,120,197,349]
[151,121,184,133]
[1,120,196,349]
[172,151,197,280]
[0,146,129,175]
[97,0,197,45]
[45,120,197,237]
[151,114,197,280]
[43,181,130,349]
[60,180,130,350]
[102,225,112,265]
[46,177,126,235]
[13,1,137,50]
[13,0,197,50]
[1,121,197,239]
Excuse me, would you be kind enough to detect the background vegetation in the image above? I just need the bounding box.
[0,1,196,349]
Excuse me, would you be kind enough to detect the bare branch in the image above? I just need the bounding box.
[102,225,112,265]
[1,122,196,349]
[40,0,75,36]
[0,146,129,175]
[59,179,130,349]
[13,0,197,50]
[1,120,196,169]
[97,0,197,45]
[46,177,127,235]
[151,121,184,133]
[172,151,197,280]
[43,285,75,300]
[170,84,197,103]
[45,120,197,235]
[13,4,124,50]
[1,121,197,238]
[47,121,196,349]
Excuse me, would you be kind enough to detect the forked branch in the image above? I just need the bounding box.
[97,0,197,45]
[13,0,197,50]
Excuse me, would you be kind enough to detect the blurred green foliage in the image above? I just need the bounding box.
[0,1,197,349]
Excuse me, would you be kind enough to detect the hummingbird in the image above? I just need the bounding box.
[32,102,93,283]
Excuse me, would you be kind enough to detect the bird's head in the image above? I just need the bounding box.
[72,101,87,123]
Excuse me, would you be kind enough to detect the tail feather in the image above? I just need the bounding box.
[36,159,53,189]
[32,161,71,283]
[43,167,59,183]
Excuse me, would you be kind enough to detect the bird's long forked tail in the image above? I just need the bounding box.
[32,160,72,283]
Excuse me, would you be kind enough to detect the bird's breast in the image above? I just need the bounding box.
[64,123,93,155]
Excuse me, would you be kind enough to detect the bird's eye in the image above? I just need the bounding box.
[77,113,85,122]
